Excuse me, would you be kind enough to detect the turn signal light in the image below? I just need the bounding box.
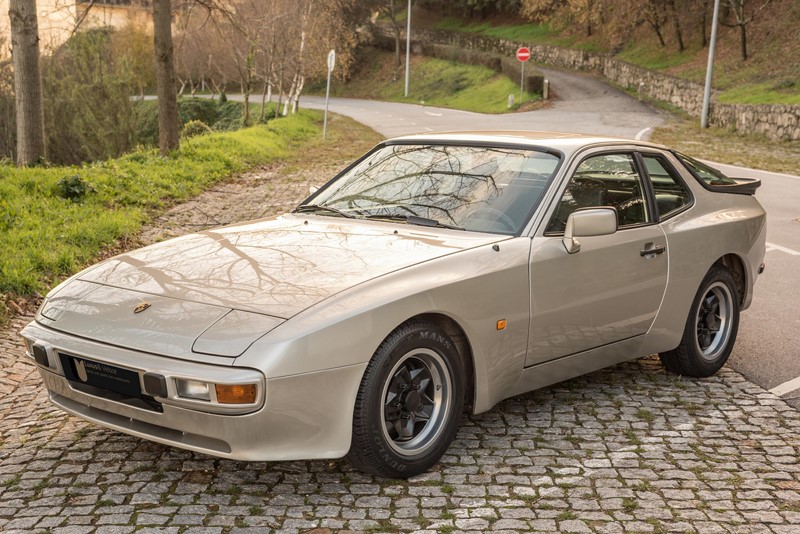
[215,384,258,404]
[496,319,507,331]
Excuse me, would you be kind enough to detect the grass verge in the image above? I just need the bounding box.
[318,47,541,113]
[0,111,322,303]
[650,119,800,176]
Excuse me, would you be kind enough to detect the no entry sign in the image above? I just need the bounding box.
[516,47,531,62]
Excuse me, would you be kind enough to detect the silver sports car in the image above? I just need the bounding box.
[22,132,766,478]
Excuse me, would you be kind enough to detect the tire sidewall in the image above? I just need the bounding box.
[685,266,740,374]
[364,324,465,477]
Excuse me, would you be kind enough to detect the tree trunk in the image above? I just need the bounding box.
[739,22,748,60]
[283,74,297,116]
[701,0,709,47]
[586,0,593,36]
[667,0,685,52]
[153,0,180,154]
[259,80,269,122]
[291,76,304,114]
[9,0,46,165]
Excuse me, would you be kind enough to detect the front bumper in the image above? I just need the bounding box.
[22,321,367,461]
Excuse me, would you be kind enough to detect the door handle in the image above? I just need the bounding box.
[640,243,666,257]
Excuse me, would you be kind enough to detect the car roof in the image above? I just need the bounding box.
[387,130,668,153]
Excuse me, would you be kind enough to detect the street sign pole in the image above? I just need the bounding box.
[701,0,721,129]
[515,47,531,101]
[323,49,335,142]
[404,0,411,98]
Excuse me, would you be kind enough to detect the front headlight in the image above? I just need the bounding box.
[176,378,212,401]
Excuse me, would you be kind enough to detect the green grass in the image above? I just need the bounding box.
[0,111,320,297]
[433,18,599,52]
[616,42,698,70]
[323,48,539,113]
[717,82,800,105]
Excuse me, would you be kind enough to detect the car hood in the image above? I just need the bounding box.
[73,215,505,319]
[39,215,505,359]
[73,214,507,319]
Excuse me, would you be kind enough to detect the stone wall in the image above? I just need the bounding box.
[375,26,800,141]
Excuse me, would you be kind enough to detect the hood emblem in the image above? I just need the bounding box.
[134,302,152,314]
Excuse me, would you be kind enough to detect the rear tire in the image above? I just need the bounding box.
[659,264,740,377]
[347,321,465,479]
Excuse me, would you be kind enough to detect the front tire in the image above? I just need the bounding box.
[659,264,740,377]
[347,321,465,479]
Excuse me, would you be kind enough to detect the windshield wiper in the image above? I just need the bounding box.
[292,204,355,218]
[365,213,464,231]
[408,215,465,230]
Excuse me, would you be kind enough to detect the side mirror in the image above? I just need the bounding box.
[562,208,618,254]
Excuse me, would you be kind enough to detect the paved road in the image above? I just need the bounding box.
[298,67,663,140]
[295,71,800,409]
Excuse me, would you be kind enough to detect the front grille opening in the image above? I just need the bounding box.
[67,381,164,413]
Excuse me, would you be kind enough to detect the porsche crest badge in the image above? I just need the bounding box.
[133,302,152,314]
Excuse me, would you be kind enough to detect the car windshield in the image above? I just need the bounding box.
[303,144,561,235]
[675,152,737,186]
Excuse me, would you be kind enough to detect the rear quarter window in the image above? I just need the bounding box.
[674,152,737,186]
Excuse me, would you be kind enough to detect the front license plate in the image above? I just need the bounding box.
[59,354,142,398]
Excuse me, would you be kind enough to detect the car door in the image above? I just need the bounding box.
[525,151,669,367]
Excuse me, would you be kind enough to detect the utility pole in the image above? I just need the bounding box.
[701,0,721,129]
[404,0,411,97]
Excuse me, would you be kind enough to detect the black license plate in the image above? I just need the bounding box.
[60,354,142,398]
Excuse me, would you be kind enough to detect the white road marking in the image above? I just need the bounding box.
[425,111,443,117]
[635,127,652,140]
[424,127,434,132]
[770,375,800,397]
[766,242,800,256]
[410,122,417,126]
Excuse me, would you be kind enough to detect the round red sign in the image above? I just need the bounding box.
[516,47,531,62]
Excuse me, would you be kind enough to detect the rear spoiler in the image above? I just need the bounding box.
[704,177,761,196]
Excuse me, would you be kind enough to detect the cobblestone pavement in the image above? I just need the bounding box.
[2,155,800,533]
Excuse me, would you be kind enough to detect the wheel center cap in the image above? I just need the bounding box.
[404,390,421,411]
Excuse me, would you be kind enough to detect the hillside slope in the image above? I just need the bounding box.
[419,0,799,105]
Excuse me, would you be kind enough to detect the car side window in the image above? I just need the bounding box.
[546,153,650,234]
[642,155,691,220]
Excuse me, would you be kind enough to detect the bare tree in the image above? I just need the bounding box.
[9,0,46,165]
[377,0,404,68]
[153,0,180,153]
[665,0,685,51]
[643,0,668,47]
[721,0,772,60]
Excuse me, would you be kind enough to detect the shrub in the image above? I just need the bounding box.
[134,98,246,145]
[55,175,96,202]
[42,28,139,164]
[182,120,212,138]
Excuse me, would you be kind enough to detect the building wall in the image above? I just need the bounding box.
[0,0,151,60]
[0,0,79,59]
